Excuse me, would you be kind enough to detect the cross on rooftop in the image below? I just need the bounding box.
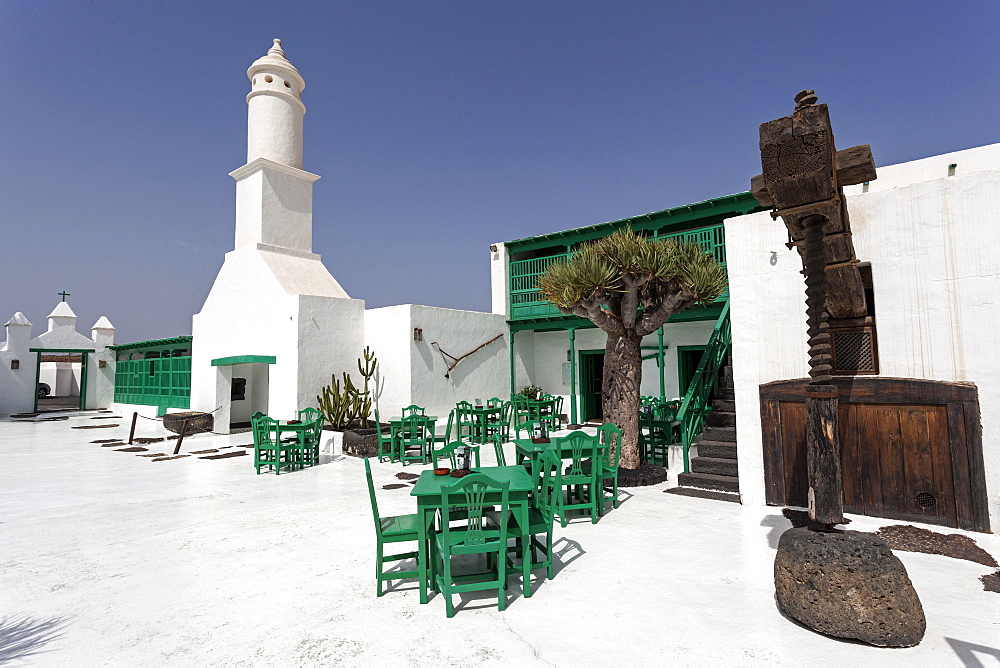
[58,291,70,302]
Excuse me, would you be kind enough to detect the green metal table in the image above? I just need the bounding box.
[410,465,534,604]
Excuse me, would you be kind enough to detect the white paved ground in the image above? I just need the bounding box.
[2,409,998,667]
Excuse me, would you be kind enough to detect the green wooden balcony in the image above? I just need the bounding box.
[508,224,728,322]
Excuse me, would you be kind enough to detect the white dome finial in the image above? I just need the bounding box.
[268,38,285,58]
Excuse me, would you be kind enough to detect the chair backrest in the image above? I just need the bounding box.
[298,407,322,422]
[399,415,427,447]
[435,440,469,469]
[513,419,539,439]
[561,430,598,476]
[597,422,623,469]
[439,473,510,547]
[536,449,562,523]
[251,413,277,447]
[492,434,507,466]
[487,397,504,408]
[364,458,383,532]
[402,404,425,417]
[309,414,325,445]
[441,409,454,441]
[655,402,678,421]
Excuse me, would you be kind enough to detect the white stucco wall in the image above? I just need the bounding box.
[490,242,508,316]
[0,318,36,415]
[408,305,509,418]
[727,143,1000,531]
[365,305,509,420]
[38,362,81,397]
[191,247,365,431]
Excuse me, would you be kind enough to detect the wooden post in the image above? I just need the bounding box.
[128,412,138,445]
[173,419,190,455]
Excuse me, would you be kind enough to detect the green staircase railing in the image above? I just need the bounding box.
[676,299,732,472]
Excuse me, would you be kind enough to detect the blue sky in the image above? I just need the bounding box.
[1,1,997,344]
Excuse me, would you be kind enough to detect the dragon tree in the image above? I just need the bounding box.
[538,228,727,469]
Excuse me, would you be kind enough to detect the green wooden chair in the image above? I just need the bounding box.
[491,447,560,582]
[454,401,475,441]
[433,440,481,469]
[430,409,455,449]
[434,473,511,617]
[399,415,431,466]
[252,413,294,474]
[372,409,397,463]
[364,459,420,597]
[296,411,324,467]
[402,404,425,417]
[552,430,601,526]
[596,422,623,514]
[491,434,507,466]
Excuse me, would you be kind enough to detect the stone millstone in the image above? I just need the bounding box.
[162,411,213,435]
[774,527,925,647]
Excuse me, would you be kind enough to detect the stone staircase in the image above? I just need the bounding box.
[667,356,741,503]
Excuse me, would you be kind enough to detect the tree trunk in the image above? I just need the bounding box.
[602,332,642,469]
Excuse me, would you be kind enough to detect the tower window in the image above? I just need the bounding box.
[264,75,273,83]
[284,80,290,88]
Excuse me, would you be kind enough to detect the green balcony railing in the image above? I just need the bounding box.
[508,224,728,320]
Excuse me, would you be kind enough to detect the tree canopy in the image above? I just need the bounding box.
[539,228,728,336]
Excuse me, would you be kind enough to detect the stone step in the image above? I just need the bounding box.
[705,411,736,427]
[677,471,740,494]
[692,456,739,477]
[664,485,741,504]
[703,425,737,443]
[712,399,736,412]
[696,441,738,460]
[714,387,735,400]
[721,365,734,385]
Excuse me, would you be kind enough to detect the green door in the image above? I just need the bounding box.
[677,346,706,399]
[579,350,605,421]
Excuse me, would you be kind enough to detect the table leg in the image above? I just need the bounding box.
[418,506,432,604]
[518,499,532,597]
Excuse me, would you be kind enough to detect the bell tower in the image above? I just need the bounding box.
[232,39,320,254]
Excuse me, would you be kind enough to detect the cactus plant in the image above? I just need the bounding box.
[316,347,379,430]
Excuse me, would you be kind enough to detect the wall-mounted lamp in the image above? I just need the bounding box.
[10,359,19,370]
[566,350,571,361]
[948,163,957,177]
[413,327,423,342]
[489,244,498,253]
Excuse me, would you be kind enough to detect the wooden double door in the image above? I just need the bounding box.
[761,377,989,532]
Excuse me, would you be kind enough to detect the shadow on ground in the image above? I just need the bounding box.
[0,614,71,663]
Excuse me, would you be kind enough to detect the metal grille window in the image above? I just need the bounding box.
[831,329,876,372]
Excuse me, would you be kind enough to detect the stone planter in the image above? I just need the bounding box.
[341,423,390,458]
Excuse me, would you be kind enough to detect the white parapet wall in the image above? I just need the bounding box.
[726,143,1000,530]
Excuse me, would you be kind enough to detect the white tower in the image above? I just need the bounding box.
[191,40,365,432]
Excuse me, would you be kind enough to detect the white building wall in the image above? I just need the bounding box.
[726,143,1000,531]
[408,305,509,418]
[490,242,508,316]
[364,306,413,419]
[0,317,35,415]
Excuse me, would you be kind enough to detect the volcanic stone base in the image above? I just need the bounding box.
[774,527,926,647]
[162,412,213,435]
[341,424,390,458]
[616,463,667,487]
